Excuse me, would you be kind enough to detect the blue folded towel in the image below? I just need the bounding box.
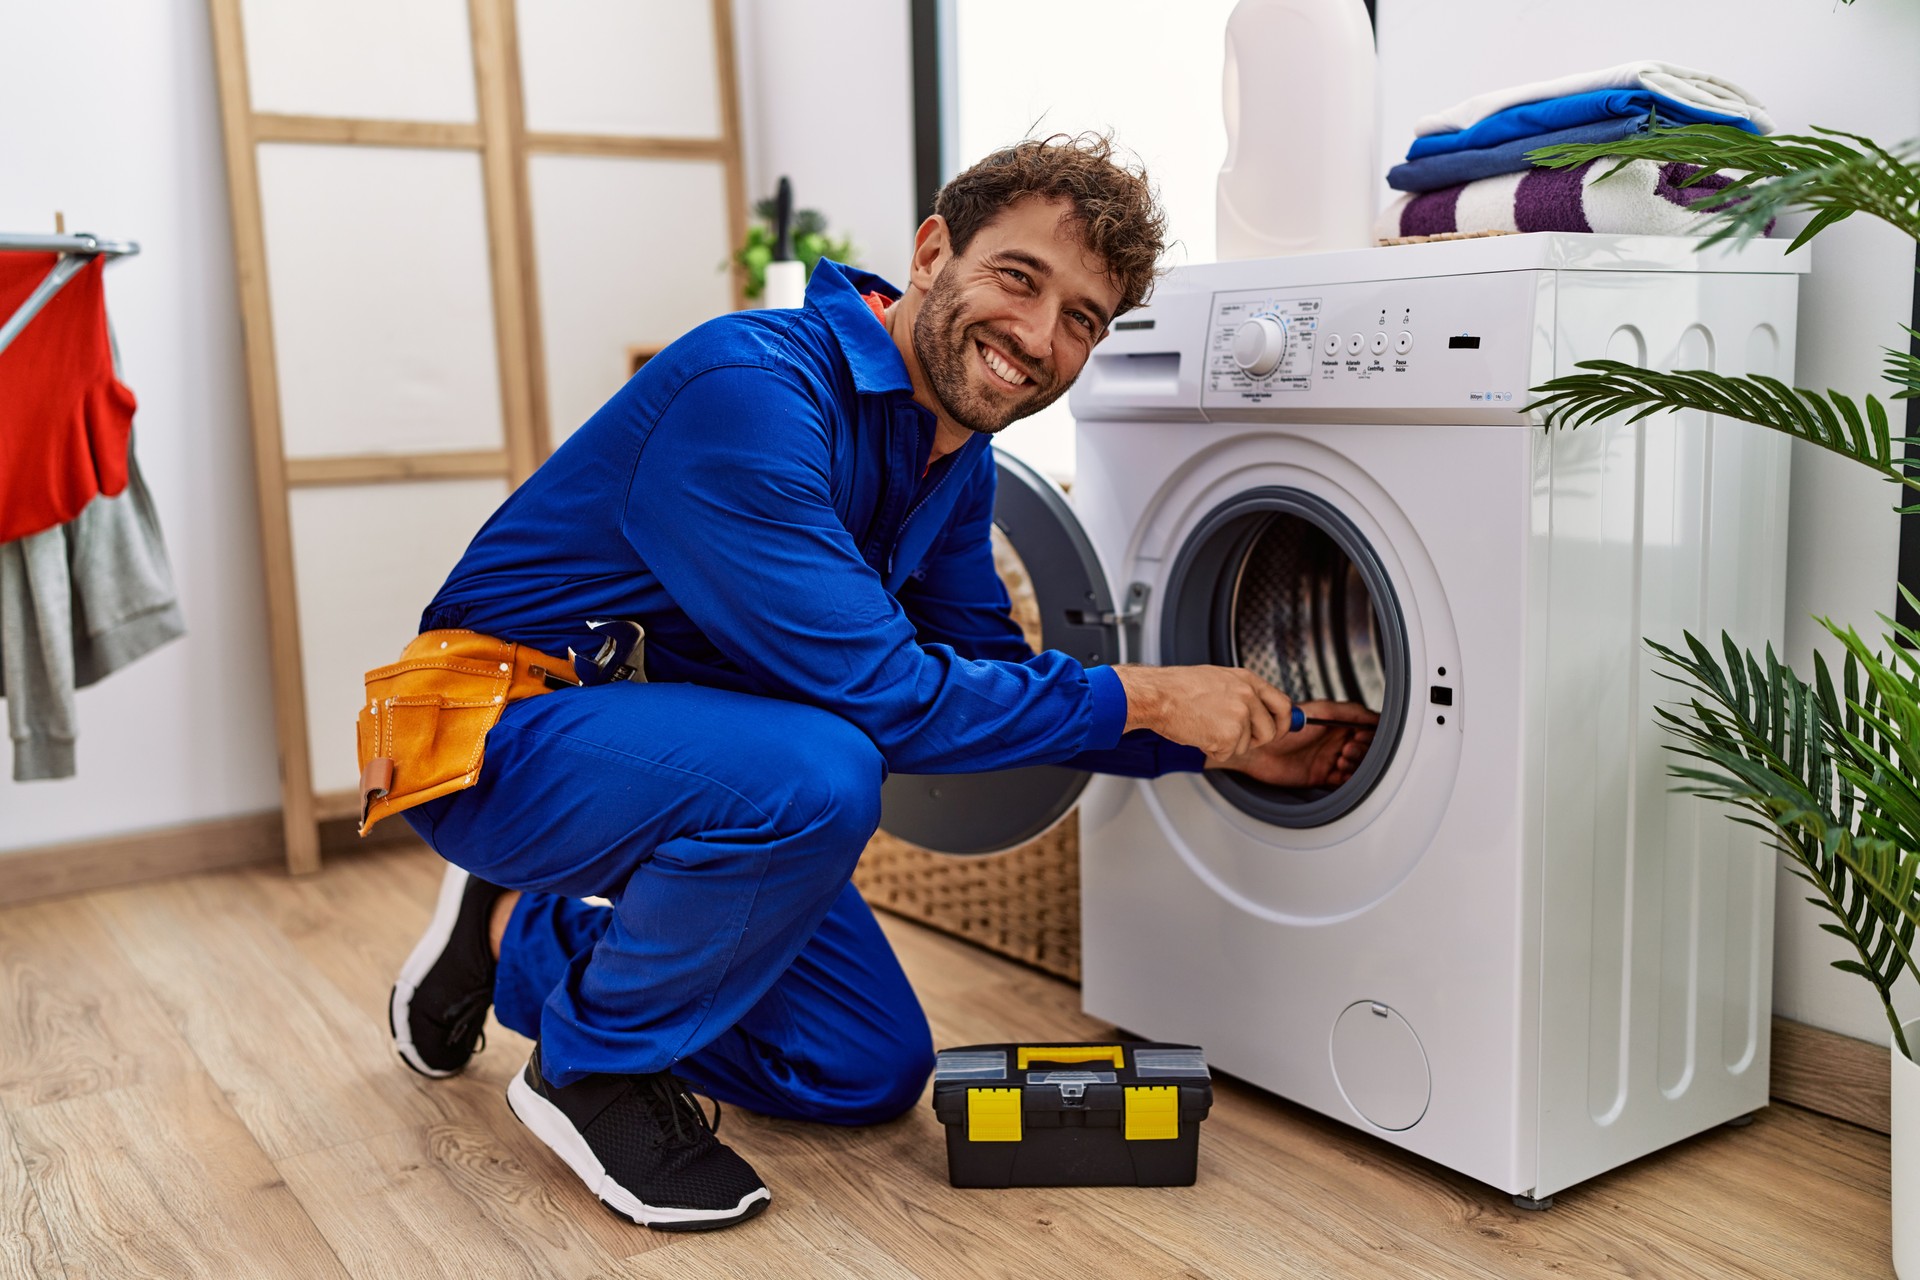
[1388,116,1651,193]
[1405,87,1761,161]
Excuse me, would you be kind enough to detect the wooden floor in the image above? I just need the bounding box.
[0,843,1894,1280]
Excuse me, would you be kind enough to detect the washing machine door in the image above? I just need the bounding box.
[878,451,1121,856]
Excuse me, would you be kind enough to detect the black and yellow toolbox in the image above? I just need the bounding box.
[930,1041,1213,1188]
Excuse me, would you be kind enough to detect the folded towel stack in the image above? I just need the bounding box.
[1374,156,1773,242]
[1387,60,1773,199]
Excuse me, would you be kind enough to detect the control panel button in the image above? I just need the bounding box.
[1370,332,1388,355]
[1231,314,1291,377]
[1395,331,1414,354]
[1323,333,1343,358]
[1345,334,1364,357]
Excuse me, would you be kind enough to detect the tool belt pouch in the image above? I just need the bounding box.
[356,629,576,837]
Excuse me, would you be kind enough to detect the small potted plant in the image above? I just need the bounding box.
[731,186,856,302]
[1527,121,1920,1273]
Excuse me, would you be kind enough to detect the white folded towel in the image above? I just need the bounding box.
[1414,60,1776,137]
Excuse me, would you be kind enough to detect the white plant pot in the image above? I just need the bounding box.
[1896,1019,1920,1277]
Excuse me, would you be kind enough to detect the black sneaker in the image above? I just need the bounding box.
[505,1044,771,1231]
[388,862,507,1078]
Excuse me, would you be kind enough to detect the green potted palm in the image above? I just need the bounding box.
[1526,122,1920,1273]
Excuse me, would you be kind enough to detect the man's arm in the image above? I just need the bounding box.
[621,364,1150,775]
[895,463,1299,773]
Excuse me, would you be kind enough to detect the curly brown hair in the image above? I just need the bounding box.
[934,132,1168,318]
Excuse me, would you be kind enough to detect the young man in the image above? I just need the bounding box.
[378,135,1374,1231]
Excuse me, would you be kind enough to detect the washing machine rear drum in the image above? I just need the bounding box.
[1162,488,1409,827]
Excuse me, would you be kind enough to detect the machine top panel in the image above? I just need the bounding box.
[1068,234,1803,426]
[1169,232,1807,295]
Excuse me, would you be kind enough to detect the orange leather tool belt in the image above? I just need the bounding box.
[356,629,579,836]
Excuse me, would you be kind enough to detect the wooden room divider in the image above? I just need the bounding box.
[209,0,747,872]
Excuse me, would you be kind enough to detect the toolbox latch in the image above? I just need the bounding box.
[967,1088,1023,1142]
[1124,1086,1180,1141]
[1028,1070,1114,1100]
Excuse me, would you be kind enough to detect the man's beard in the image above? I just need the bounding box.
[910,270,1070,435]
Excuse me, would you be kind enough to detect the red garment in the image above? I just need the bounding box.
[0,253,137,543]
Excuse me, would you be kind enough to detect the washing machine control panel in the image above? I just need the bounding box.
[1197,271,1542,420]
[1207,294,1320,397]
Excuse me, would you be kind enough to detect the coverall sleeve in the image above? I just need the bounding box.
[895,457,1206,779]
[620,364,1126,774]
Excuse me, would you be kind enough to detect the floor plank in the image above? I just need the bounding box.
[224,843,448,1026]
[703,1107,1207,1280]
[86,871,460,1162]
[0,896,192,1112]
[0,1107,62,1280]
[0,845,1896,1278]
[604,1198,931,1280]
[10,1071,344,1280]
[276,1120,651,1280]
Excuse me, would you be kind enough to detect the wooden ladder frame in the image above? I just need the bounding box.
[208,0,747,873]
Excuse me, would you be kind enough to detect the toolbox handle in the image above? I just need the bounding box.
[1016,1045,1124,1070]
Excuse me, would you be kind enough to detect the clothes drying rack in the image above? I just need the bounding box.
[0,232,140,359]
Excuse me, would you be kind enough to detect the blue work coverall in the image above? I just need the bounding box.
[404,260,1202,1122]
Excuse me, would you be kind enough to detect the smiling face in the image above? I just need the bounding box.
[908,196,1124,436]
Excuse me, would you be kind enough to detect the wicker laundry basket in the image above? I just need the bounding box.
[854,523,1085,982]
[854,817,1081,982]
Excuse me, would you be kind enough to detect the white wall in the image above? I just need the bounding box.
[1374,0,1920,1045]
[0,1,282,850]
[0,0,920,856]
[732,0,918,298]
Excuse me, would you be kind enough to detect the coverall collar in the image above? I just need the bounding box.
[806,258,914,397]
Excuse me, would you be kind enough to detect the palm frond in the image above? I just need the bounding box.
[1527,124,1920,250]
[1888,329,1920,402]
[1527,361,1917,498]
[1649,632,1918,1054]
[1823,613,1920,847]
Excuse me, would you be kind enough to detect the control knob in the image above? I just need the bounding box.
[1231,313,1291,378]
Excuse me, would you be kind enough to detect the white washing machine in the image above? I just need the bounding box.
[881,231,1807,1205]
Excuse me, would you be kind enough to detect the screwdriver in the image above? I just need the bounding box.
[1289,707,1363,732]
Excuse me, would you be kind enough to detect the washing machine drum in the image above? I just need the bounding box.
[1231,516,1389,710]
[1162,487,1410,828]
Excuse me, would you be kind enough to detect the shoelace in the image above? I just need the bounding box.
[434,988,491,1057]
[645,1074,723,1148]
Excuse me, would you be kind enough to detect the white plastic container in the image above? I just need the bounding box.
[763,259,806,310]
[1216,0,1378,259]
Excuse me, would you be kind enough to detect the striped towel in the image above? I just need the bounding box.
[1373,157,1771,241]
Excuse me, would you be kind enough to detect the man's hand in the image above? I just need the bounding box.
[1113,664,1295,766]
[1214,699,1378,789]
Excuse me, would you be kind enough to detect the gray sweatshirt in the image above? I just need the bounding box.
[1,444,186,780]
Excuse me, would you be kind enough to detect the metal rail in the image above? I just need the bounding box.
[0,232,141,358]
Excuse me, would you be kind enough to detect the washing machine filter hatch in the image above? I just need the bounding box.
[1161,487,1409,827]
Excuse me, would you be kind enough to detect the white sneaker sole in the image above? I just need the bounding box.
[506,1069,771,1230]
[388,862,474,1079]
